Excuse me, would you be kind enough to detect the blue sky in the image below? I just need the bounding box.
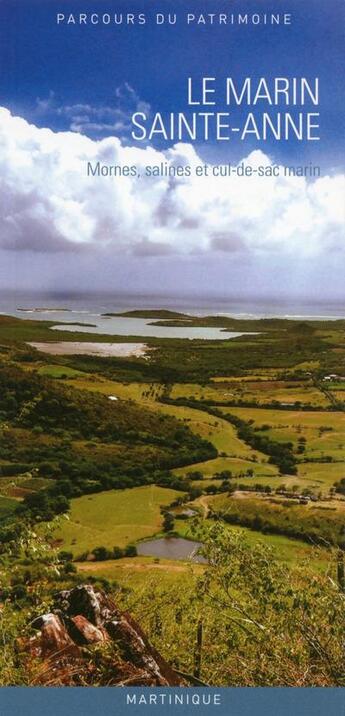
[0,0,344,301]
[1,0,344,167]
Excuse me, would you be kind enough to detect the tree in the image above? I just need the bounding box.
[124,544,137,557]
[162,512,175,532]
[58,550,73,562]
[92,546,111,561]
[132,522,345,686]
[113,546,124,560]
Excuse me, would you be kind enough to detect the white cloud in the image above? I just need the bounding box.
[35,83,151,137]
[0,106,344,261]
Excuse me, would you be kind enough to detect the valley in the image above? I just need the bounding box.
[0,308,345,685]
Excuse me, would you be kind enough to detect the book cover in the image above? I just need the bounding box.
[0,1,344,714]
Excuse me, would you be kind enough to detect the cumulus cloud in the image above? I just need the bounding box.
[35,84,151,138]
[0,107,344,263]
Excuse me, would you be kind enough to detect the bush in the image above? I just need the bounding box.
[124,544,137,557]
[92,546,112,561]
[113,546,124,560]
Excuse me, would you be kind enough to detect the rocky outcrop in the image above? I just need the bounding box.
[18,584,185,686]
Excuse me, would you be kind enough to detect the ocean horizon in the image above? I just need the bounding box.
[0,289,344,321]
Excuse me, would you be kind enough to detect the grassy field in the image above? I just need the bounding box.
[76,555,204,590]
[221,524,332,572]
[71,379,342,497]
[210,363,321,379]
[18,364,162,403]
[74,524,332,586]
[0,495,19,517]
[201,491,345,549]
[13,366,344,496]
[1,312,345,569]
[174,456,278,479]
[61,376,164,403]
[37,364,86,379]
[61,376,344,496]
[150,400,344,496]
[219,405,345,465]
[171,380,329,407]
[55,485,181,556]
[328,382,345,391]
[297,462,345,490]
[2,311,345,687]
[175,456,345,495]
[153,402,265,460]
[62,373,270,461]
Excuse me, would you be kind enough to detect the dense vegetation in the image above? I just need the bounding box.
[133,523,345,686]
[0,363,215,522]
[162,398,298,474]
[1,313,345,384]
[0,310,344,687]
[1,521,345,686]
[208,494,345,546]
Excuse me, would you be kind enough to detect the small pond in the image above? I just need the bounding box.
[136,537,206,563]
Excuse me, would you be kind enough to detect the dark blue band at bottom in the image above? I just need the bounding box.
[0,687,344,716]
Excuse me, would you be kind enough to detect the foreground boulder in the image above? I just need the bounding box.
[18,584,185,686]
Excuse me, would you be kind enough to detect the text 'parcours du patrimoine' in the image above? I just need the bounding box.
[131,77,320,142]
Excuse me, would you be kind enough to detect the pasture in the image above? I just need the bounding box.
[37,364,86,379]
[63,376,164,403]
[153,402,265,460]
[0,495,19,518]
[170,380,329,407]
[55,485,181,556]
[75,524,332,584]
[174,456,278,479]
[76,556,203,590]
[203,491,345,549]
[222,407,345,461]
